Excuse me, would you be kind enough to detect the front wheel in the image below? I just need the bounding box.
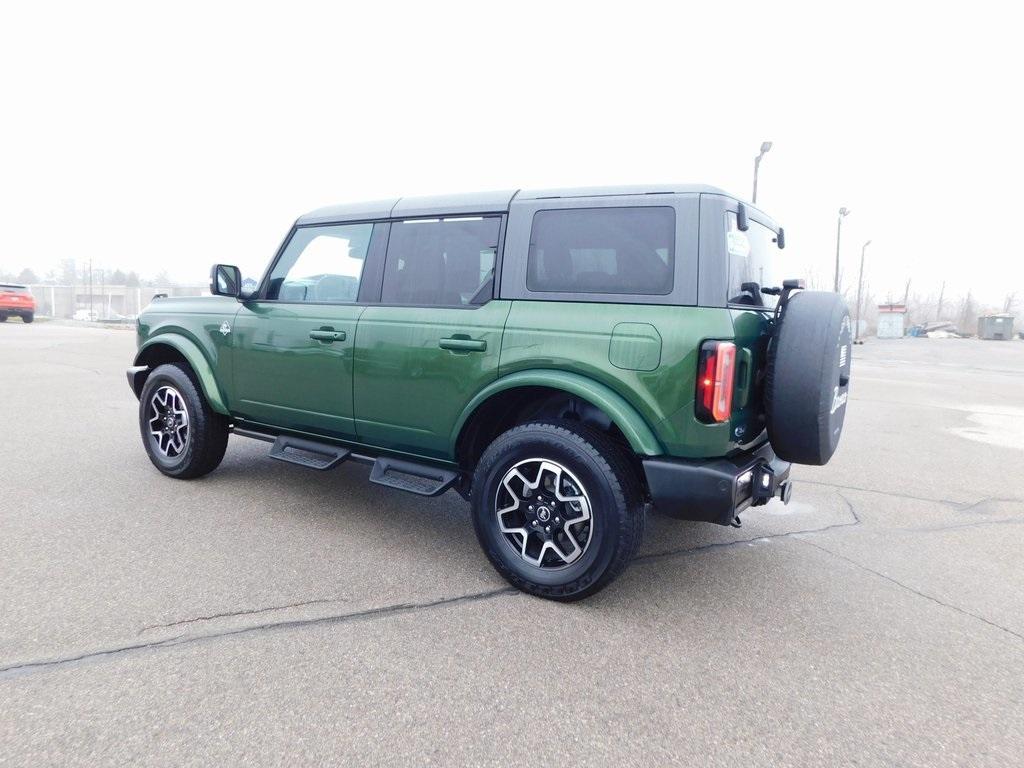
[138,363,229,479]
[471,421,645,601]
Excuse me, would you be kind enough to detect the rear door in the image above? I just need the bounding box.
[231,221,387,440]
[353,215,510,459]
[721,205,783,446]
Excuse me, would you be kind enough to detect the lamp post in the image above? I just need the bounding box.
[855,240,871,343]
[833,207,850,293]
[752,141,772,204]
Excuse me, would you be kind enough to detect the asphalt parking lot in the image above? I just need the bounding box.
[2,321,1023,766]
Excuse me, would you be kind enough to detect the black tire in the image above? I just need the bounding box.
[22,312,34,323]
[471,420,645,601]
[765,291,852,465]
[138,363,229,479]
[0,313,7,322]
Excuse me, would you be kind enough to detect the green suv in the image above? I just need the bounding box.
[127,185,852,600]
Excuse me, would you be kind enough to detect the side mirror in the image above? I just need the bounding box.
[210,264,241,297]
[736,202,749,232]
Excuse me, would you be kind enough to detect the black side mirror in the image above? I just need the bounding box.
[736,203,749,231]
[210,264,241,297]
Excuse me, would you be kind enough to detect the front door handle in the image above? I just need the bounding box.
[439,336,486,353]
[309,329,346,343]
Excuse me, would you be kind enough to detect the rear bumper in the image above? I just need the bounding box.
[642,442,792,526]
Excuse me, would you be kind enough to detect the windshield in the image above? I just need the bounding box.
[725,213,781,309]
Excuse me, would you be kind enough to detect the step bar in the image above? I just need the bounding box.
[234,427,460,497]
[269,435,350,471]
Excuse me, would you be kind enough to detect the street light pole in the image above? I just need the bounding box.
[855,240,871,343]
[833,207,850,293]
[752,141,772,204]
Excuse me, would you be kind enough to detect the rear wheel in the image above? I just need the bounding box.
[471,421,645,601]
[138,363,229,479]
[22,312,34,323]
[0,313,7,322]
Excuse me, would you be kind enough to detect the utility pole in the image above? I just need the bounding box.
[88,258,93,320]
[936,281,945,321]
[855,240,871,343]
[752,141,772,204]
[833,207,850,293]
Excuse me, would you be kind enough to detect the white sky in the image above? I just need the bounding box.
[2,1,1021,310]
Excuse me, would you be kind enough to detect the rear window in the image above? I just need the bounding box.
[1,284,30,295]
[526,207,675,295]
[726,213,781,308]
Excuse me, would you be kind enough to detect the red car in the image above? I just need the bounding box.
[0,283,36,323]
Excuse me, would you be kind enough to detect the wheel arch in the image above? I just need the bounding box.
[133,334,229,415]
[452,371,662,469]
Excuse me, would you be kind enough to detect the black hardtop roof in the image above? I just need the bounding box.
[296,184,736,225]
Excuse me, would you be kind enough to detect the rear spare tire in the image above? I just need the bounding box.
[765,291,852,465]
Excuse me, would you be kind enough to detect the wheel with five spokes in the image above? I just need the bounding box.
[138,363,228,479]
[472,421,645,601]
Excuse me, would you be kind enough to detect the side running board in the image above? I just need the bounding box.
[269,435,350,470]
[369,457,459,497]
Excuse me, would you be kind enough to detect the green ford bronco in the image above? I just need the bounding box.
[128,185,851,600]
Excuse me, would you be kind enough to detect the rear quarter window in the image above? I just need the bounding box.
[526,207,675,295]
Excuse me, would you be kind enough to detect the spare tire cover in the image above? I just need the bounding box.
[765,291,852,465]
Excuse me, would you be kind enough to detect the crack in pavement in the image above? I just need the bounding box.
[5,485,1020,681]
[796,536,1024,645]
[636,489,862,565]
[0,635,187,681]
[800,480,1024,514]
[138,596,351,634]
[797,479,967,507]
[0,588,515,681]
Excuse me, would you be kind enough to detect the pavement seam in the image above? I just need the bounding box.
[138,596,352,634]
[0,587,516,681]
[636,489,862,565]
[795,537,1024,646]
[796,479,968,507]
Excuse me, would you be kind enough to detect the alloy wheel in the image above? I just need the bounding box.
[495,458,593,569]
[148,385,190,458]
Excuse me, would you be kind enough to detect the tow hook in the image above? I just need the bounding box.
[730,516,742,528]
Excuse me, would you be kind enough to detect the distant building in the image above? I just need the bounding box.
[977,314,1015,340]
[876,303,907,338]
[26,283,207,319]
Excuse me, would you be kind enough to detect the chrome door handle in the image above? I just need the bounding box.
[309,329,346,342]
[439,337,486,352]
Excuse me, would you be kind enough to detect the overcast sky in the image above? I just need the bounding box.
[2,1,1021,309]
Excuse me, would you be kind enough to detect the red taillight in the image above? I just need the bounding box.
[696,341,736,423]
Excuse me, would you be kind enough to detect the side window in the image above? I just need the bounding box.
[527,207,675,295]
[267,223,374,302]
[381,216,501,306]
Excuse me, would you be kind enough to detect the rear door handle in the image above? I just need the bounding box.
[439,336,486,352]
[309,329,346,343]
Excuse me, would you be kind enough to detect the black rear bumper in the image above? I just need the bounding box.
[642,443,791,526]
